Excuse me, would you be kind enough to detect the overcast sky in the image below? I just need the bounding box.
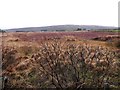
[0,0,119,29]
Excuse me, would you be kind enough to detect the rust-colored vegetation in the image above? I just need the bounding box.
[1,31,120,89]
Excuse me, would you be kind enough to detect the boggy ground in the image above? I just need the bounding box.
[1,31,120,89]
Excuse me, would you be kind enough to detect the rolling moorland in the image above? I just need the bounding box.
[5,25,117,32]
[0,25,120,89]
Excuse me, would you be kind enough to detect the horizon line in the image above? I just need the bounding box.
[1,24,118,30]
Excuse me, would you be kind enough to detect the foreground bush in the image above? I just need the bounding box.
[2,40,120,89]
[30,41,119,88]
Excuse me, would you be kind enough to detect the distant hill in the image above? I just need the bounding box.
[5,25,117,32]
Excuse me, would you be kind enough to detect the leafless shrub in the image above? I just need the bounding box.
[2,40,119,88]
[31,41,119,88]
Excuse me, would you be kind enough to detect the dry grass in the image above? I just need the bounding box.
[1,32,120,88]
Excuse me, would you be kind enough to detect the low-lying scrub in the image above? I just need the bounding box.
[2,40,120,89]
